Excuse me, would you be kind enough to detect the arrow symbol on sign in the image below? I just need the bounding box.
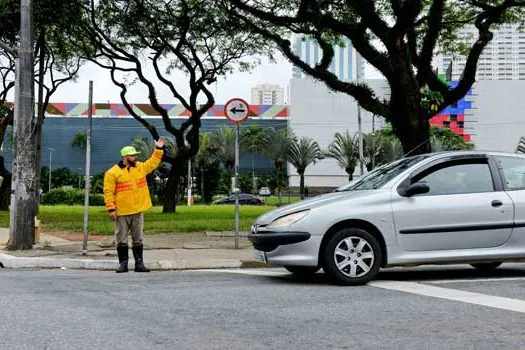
[230,107,246,114]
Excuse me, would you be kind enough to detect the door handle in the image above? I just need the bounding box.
[492,200,503,207]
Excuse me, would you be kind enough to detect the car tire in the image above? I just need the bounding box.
[470,262,502,271]
[322,228,382,286]
[284,266,321,277]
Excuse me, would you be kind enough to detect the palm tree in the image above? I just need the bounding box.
[71,131,87,150]
[240,125,264,193]
[517,137,525,154]
[288,137,323,199]
[131,135,176,161]
[326,131,359,181]
[379,138,404,164]
[260,127,292,205]
[194,132,219,202]
[208,126,236,172]
[363,133,382,171]
[131,136,156,161]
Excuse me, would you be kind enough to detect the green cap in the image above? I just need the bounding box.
[120,146,141,157]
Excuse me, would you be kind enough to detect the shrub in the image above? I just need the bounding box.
[42,188,105,206]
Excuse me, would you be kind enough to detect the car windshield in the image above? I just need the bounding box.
[335,155,431,191]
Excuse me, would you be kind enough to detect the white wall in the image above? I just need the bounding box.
[288,78,525,189]
[468,80,525,152]
[288,78,389,188]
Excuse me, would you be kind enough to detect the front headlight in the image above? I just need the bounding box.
[266,210,310,229]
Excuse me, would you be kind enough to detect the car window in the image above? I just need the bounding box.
[336,154,431,191]
[495,156,525,190]
[413,161,494,196]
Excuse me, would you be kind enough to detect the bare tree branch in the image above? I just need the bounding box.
[0,41,17,57]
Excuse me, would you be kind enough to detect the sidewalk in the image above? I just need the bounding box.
[0,228,266,271]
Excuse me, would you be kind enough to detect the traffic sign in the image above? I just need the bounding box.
[224,98,249,124]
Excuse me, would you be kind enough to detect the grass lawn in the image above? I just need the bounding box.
[0,204,278,235]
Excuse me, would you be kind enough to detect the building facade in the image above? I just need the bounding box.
[435,24,525,80]
[2,103,289,176]
[250,84,285,105]
[291,35,364,82]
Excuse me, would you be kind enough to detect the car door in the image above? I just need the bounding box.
[391,156,514,251]
[493,155,525,236]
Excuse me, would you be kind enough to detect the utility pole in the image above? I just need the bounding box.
[48,148,55,192]
[82,81,93,256]
[187,158,192,206]
[356,53,364,176]
[9,0,36,250]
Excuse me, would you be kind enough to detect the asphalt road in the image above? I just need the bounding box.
[2,264,525,350]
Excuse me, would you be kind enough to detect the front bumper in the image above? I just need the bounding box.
[248,231,311,252]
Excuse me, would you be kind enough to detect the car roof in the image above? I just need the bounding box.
[374,150,525,190]
[415,150,525,160]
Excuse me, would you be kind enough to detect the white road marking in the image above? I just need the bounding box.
[369,280,525,313]
[196,269,525,313]
[428,277,525,284]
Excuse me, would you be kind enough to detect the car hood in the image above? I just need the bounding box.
[255,190,379,225]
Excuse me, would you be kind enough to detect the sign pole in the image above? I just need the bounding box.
[357,53,364,176]
[234,123,240,249]
[224,98,249,249]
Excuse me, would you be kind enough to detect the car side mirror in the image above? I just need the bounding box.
[405,182,430,197]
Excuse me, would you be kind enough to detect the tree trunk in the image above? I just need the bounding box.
[8,1,36,251]
[200,167,205,204]
[0,156,11,211]
[299,172,305,200]
[393,116,431,155]
[276,166,282,206]
[388,37,432,156]
[162,162,183,213]
[346,167,355,182]
[251,153,256,194]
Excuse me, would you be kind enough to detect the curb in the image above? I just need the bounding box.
[205,231,250,237]
[0,253,265,271]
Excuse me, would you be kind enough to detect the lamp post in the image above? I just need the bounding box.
[48,148,55,192]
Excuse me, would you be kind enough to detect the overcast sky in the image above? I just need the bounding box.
[46,53,384,105]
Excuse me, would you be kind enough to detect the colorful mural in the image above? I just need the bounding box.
[429,81,473,142]
[38,103,289,119]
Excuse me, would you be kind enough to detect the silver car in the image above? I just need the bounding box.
[250,151,525,285]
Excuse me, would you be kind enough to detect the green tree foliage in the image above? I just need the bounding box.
[287,136,323,199]
[241,125,265,193]
[208,127,236,172]
[224,0,525,154]
[325,131,360,181]
[71,131,87,150]
[260,127,292,205]
[74,0,270,213]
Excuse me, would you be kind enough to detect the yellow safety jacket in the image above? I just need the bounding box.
[103,148,163,216]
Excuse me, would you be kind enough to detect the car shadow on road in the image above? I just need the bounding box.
[263,265,525,286]
[376,265,525,281]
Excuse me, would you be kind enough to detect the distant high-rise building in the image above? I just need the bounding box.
[291,35,364,81]
[435,24,525,80]
[251,84,285,104]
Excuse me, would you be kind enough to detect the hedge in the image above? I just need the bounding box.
[42,188,105,206]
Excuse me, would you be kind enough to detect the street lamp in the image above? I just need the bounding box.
[48,148,55,192]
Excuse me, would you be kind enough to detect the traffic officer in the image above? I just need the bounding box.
[103,137,165,273]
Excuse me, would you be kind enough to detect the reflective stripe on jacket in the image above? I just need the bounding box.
[103,148,163,216]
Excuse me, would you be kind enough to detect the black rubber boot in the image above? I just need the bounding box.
[132,245,150,272]
[116,243,129,273]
